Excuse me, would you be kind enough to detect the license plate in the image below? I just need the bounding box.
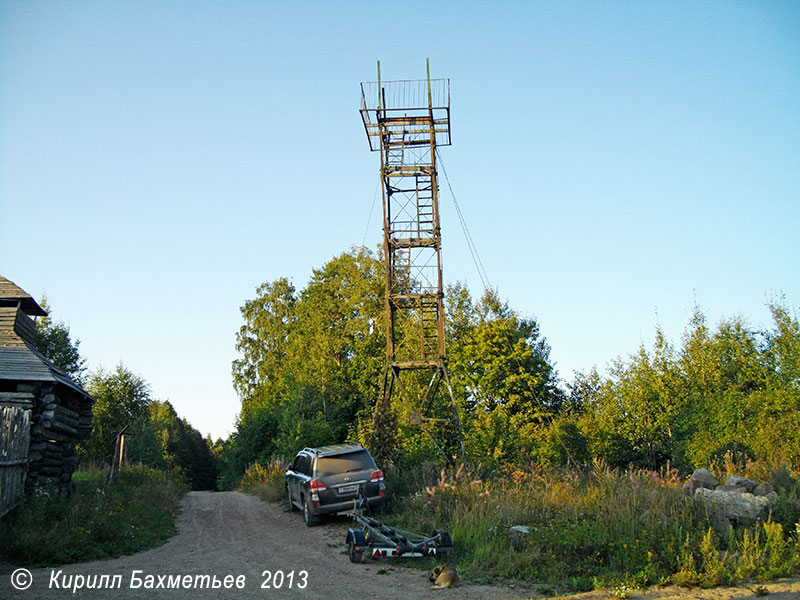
[339,485,359,494]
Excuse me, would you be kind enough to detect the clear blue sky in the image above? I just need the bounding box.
[2,1,798,440]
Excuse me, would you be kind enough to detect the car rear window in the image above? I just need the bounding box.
[315,451,374,477]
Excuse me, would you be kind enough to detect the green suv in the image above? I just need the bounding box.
[285,443,386,526]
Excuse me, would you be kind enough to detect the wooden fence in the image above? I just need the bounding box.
[1,404,32,517]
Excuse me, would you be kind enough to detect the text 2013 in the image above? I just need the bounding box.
[261,570,308,589]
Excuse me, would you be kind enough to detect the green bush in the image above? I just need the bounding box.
[538,420,590,468]
[708,442,756,469]
[238,458,289,503]
[772,465,800,496]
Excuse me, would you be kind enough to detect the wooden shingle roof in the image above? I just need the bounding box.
[0,276,47,317]
[0,277,92,403]
[0,345,89,398]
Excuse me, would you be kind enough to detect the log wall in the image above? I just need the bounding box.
[0,383,93,517]
[26,386,92,488]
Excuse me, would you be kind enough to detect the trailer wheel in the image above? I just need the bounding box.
[347,534,363,563]
[432,529,453,550]
[346,529,367,563]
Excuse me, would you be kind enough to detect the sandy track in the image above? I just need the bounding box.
[1,491,798,600]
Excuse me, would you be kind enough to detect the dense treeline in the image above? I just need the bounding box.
[569,303,800,472]
[32,310,219,490]
[77,366,219,490]
[225,247,800,483]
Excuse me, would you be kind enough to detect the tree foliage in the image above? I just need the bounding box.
[79,365,218,489]
[576,302,800,470]
[32,297,87,383]
[446,285,563,469]
[232,277,297,412]
[224,248,385,482]
[450,287,561,416]
[225,250,563,480]
[80,364,152,462]
[143,401,219,490]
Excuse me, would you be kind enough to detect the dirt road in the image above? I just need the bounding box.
[1,491,798,600]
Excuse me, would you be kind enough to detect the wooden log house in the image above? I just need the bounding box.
[0,276,94,517]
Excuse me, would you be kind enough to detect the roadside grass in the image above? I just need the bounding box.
[233,455,800,594]
[389,461,800,594]
[0,466,187,566]
[239,458,288,503]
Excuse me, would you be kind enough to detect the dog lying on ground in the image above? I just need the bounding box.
[429,564,460,589]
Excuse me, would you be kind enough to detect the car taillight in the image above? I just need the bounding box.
[369,469,384,483]
[309,478,327,491]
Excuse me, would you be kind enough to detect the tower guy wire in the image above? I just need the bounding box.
[362,178,381,248]
[437,150,490,292]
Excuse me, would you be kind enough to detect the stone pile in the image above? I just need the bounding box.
[684,468,778,524]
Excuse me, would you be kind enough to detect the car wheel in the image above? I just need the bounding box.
[303,496,320,527]
[287,486,296,512]
[371,499,385,515]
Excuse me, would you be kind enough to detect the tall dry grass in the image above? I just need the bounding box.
[239,458,289,503]
[391,460,800,593]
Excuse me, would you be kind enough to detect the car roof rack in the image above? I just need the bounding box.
[303,442,364,456]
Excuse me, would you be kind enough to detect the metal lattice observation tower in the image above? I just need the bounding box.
[360,60,466,467]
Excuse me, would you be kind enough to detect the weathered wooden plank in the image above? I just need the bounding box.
[0,405,30,517]
[1,466,27,517]
[1,406,31,458]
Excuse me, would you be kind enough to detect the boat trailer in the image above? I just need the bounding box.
[345,489,453,563]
